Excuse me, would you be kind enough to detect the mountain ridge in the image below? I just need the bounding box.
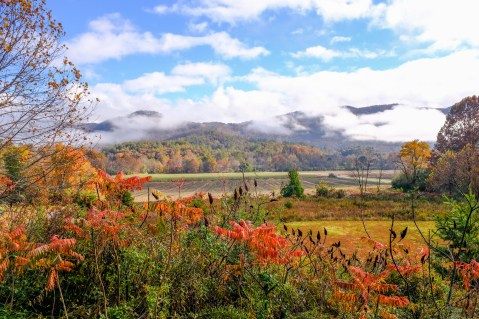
[83,104,449,151]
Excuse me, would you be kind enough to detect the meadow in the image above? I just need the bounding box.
[132,170,448,261]
[285,220,436,255]
[131,170,396,200]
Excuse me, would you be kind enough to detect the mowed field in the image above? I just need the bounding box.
[132,170,397,201]
[285,220,435,256]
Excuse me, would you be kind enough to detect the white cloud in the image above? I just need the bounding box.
[330,36,351,44]
[160,32,269,59]
[91,62,230,119]
[170,0,377,24]
[123,73,205,95]
[171,62,231,85]
[91,50,479,142]
[292,45,383,60]
[291,28,304,35]
[292,45,340,61]
[374,0,479,52]
[326,106,446,141]
[188,21,209,33]
[152,5,169,14]
[66,14,269,64]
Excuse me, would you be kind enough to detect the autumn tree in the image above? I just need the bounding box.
[0,0,93,201]
[429,146,479,196]
[0,0,92,147]
[429,96,479,195]
[393,140,431,191]
[435,96,479,155]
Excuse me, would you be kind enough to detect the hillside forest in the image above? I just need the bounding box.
[94,132,396,175]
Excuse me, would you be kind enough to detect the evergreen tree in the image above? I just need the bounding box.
[281,169,304,197]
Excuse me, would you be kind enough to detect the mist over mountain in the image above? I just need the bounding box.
[83,104,450,151]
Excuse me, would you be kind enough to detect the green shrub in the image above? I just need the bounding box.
[334,189,346,198]
[74,191,97,208]
[434,194,479,262]
[121,190,135,207]
[315,181,331,197]
[284,201,293,209]
[392,170,429,192]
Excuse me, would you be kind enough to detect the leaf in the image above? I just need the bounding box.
[399,227,408,241]
[390,229,397,241]
[45,270,57,292]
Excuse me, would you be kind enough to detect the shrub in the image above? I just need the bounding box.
[392,170,429,192]
[315,181,331,197]
[284,201,293,209]
[121,190,135,207]
[434,194,479,262]
[334,189,346,199]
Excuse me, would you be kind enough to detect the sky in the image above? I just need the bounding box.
[47,0,479,142]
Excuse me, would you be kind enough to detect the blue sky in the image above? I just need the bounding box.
[48,0,479,142]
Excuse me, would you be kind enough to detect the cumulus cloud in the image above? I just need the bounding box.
[325,105,446,142]
[90,62,231,120]
[188,21,209,33]
[90,50,479,142]
[66,14,269,64]
[292,45,383,60]
[152,5,169,14]
[122,73,205,95]
[373,0,479,52]
[330,36,352,44]
[171,62,231,85]
[159,0,377,24]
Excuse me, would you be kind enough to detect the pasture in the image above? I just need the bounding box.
[285,220,436,255]
[132,170,397,201]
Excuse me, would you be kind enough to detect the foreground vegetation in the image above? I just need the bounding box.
[2,0,479,317]
[0,166,477,318]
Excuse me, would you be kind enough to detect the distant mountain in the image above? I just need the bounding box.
[343,104,398,115]
[83,104,450,151]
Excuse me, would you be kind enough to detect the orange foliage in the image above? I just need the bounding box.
[150,194,204,230]
[28,234,83,292]
[334,266,409,316]
[456,259,479,291]
[214,220,305,264]
[93,170,151,193]
[92,169,151,206]
[65,208,133,248]
[0,226,31,282]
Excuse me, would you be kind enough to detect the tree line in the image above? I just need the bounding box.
[91,131,396,174]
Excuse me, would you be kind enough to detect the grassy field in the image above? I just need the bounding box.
[132,170,396,182]
[131,170,443,256]
[132,170,397,200]
[285,220,435,255]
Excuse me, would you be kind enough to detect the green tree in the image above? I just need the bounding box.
[435,194,479,263]
[281,169,304,198]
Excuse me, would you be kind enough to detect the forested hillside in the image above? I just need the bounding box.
[94,131,395,174]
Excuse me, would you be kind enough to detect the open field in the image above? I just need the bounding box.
[285,220,435,256]
[264,195,448,221]
[132,170,397,200]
